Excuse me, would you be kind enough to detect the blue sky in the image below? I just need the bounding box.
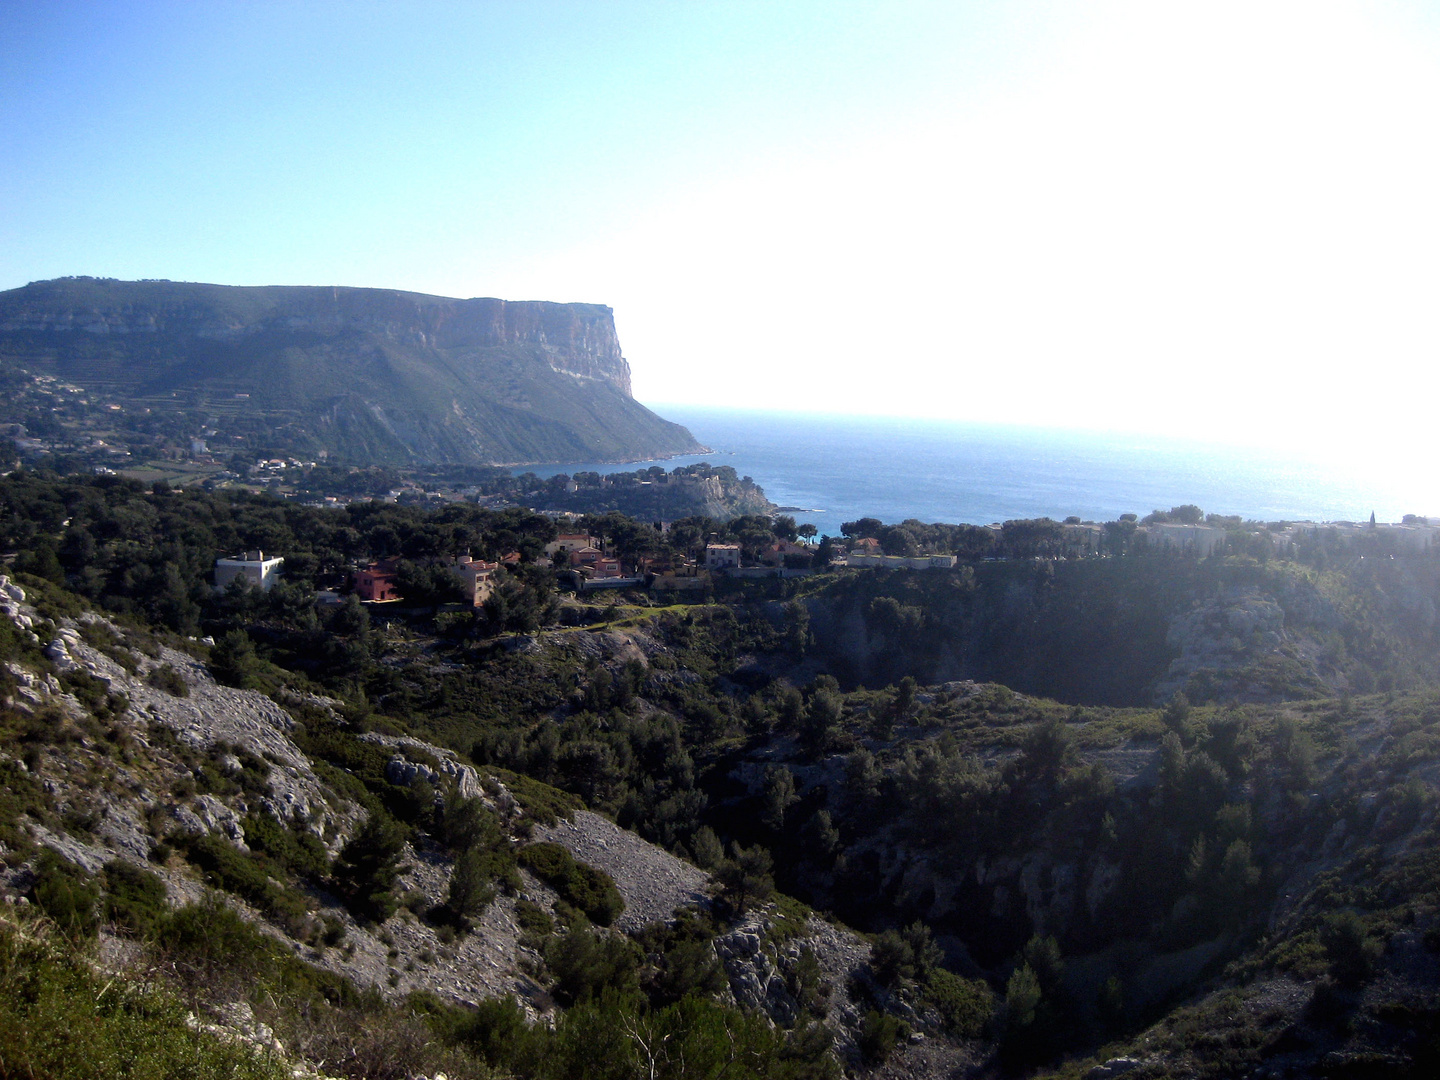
[2,2,1047,283]
[5,1,1440,468]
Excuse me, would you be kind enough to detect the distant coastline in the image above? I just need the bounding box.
[496,444,714,470]
[522,405,1438,530]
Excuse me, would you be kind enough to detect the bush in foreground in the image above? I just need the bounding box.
[0,912,284,1080]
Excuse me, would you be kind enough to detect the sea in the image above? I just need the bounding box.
[514,406,1438,533]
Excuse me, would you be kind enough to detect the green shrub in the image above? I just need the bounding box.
[241,812,330,878]
[870,929,913,986]
[858,1009,908,1065]
[425,985,830,1080]
[484,767,581,824]
[650,938,727,1007]
[102,859,168,934]
[449,994,540,1070]
[153,897,366,1013]
[1004,963,1042,1031]
[714,843,773,917]
[925,968,994,1039]
[446,846,498,928]
[146,662,190,696]
[180,833,311,929]
[152,899,266,981]
[1323,910,1385,987]
[517,842,624,926]
[31,851,99,938]
[331,812,407,923]
[545,926,642,1006]
[208,630,265,689]
[0,759,49,854]
[59,669,128,722]
[514,898,555,948]
[439,793,503,853]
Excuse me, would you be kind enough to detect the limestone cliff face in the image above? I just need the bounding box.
[0,279,634,397]
[445,298,630,394]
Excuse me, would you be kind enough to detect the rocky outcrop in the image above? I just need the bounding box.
[715,921,801,1025]
[714,910,898,1065]
[362,733,486,802]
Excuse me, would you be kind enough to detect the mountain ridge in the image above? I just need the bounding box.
[0,277,704,466]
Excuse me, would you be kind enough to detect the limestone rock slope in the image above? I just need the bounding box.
[0,580,943,1076]
[534,810,709,932]
[0,580,606,1009]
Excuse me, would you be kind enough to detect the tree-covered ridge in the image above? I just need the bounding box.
[265,461,776,521]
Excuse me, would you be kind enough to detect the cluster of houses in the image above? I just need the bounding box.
[212,549,511,609]
[1269,518,1440,555]
[547,533,624,580]
[351,552,521,607]
[208,532,964,608]
[208,514,1440,609]
[247,457,317,481]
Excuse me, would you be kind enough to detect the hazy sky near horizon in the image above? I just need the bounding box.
[5,1,1440,456]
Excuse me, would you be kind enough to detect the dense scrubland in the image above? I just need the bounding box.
[2,471,1440,1078]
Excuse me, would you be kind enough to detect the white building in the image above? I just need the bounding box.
[454,555,499,607]
[705,543,741,570]
[214,550,284,592]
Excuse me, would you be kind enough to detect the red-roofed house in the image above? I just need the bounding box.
[544,533,596,558]
[760,540,811,567]
[353,560,401,602]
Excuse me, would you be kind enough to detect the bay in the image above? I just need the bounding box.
[514,406,1436,532]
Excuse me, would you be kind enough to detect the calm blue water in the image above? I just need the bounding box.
[515,407,1436,532]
